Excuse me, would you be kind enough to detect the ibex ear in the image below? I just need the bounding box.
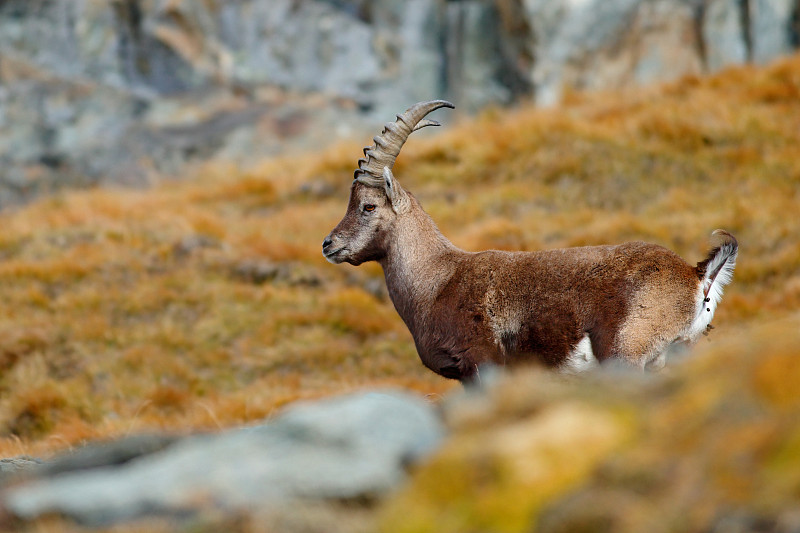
[382,167,410,214]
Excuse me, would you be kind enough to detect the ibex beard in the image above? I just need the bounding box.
[323,100,738,383]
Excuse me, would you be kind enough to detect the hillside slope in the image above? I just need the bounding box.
[0,54,799,461]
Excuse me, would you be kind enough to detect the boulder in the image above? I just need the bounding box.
[0,390,444,526]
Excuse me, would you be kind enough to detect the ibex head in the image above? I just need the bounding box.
[322,100,454,266]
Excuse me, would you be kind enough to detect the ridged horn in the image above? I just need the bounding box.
[354,100,455,186]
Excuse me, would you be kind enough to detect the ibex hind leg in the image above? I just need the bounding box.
[644,352,666,372]
[645,338,693,372]
[607,329,681,372]
[559,334,599,374]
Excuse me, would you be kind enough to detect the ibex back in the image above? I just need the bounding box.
[323,101,738,382]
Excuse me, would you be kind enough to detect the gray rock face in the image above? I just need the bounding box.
[0,390,444,526]
[703,0,750,71]
[1,0,798,206]
[525,0,800,106]
[526,0,642,105]
[750,0,798,64]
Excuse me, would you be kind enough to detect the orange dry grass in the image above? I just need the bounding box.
[1,55,800,458]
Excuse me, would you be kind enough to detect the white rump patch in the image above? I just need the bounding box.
[560,334,599,374]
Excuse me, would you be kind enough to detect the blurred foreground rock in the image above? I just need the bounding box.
[0,390,444,529]
[2,0,800,206]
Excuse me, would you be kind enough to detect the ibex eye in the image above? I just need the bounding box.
[363,204,376,212]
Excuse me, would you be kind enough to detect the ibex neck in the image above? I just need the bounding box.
[379,207,460,330]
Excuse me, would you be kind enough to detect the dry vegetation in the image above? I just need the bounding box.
[382,317,800,533]
[0,54,799,464]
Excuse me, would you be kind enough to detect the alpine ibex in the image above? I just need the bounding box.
[323,100,738,382]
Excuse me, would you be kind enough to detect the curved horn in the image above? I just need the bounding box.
[354,100,455,186]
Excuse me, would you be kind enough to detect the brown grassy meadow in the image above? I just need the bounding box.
[0,54,799,460]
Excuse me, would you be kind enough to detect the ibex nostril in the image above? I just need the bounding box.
[322,237,332,249]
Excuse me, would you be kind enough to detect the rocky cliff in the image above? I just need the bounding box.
[1,0,799,206]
